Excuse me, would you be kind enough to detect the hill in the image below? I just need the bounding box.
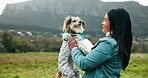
[0,0,148,37]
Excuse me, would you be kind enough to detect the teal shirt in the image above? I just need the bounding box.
[71,37,122,78]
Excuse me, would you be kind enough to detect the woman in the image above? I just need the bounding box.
[68,8,132,78]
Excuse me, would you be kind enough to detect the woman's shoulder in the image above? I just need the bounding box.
[99,37,117,47]
[92,37,117,50]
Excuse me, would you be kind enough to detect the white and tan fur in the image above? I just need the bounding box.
[57,16,93,78]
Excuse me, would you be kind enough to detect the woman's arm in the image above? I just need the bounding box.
[71,40,116,71]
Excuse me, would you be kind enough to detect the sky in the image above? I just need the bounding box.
[101,0,148,6]
[0,0,30,15]
[0,0,148,15]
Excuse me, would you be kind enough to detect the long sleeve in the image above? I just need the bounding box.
[71,38,117,71]
[58,41,79,78]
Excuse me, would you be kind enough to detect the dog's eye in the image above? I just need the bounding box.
[73,20,76,22]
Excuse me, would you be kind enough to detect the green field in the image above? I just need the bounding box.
[0,52,148,78]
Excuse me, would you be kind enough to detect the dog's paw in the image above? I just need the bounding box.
[77,39,93,54]
[62,33,71,41]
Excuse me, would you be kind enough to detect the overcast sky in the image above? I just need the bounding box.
[101,0,148,6]
[0,0,147,15]
[0,0,30,15]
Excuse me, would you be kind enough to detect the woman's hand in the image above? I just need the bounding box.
[68,36,78,51]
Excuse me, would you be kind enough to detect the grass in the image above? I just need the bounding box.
[0,52,58,78]
[0,52,148,78]
[120,53,148,78]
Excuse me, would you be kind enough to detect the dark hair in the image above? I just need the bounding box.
[107,8,132,70]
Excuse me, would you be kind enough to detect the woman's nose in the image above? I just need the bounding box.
[102,21,104,25]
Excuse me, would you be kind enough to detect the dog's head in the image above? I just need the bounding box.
[63,16,86,33]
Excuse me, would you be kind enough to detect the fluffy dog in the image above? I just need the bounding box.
[57,16,93,78]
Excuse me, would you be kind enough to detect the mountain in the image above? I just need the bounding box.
[0,0,148,37]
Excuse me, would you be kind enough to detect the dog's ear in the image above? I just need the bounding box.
[65,16,72,25]
[82,21,87,28]
[63,16,72,32]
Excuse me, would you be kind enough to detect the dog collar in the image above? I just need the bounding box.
[79,33,85,39]
[63,31,85,41]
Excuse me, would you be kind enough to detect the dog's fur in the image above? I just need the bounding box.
[57,16,93,78]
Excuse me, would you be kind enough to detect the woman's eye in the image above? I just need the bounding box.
[73,20,76,22]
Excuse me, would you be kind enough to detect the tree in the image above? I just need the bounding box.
[2,32,36,53]
[2,32,16,52]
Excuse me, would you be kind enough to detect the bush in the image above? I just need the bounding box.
[2,32,36,53]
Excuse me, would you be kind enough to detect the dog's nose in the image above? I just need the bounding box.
[78,21,82,26]
[78,21,85,26]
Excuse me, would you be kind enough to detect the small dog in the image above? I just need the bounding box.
[57,16,93,78]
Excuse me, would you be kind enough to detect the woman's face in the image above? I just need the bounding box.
[102,13,110,33]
